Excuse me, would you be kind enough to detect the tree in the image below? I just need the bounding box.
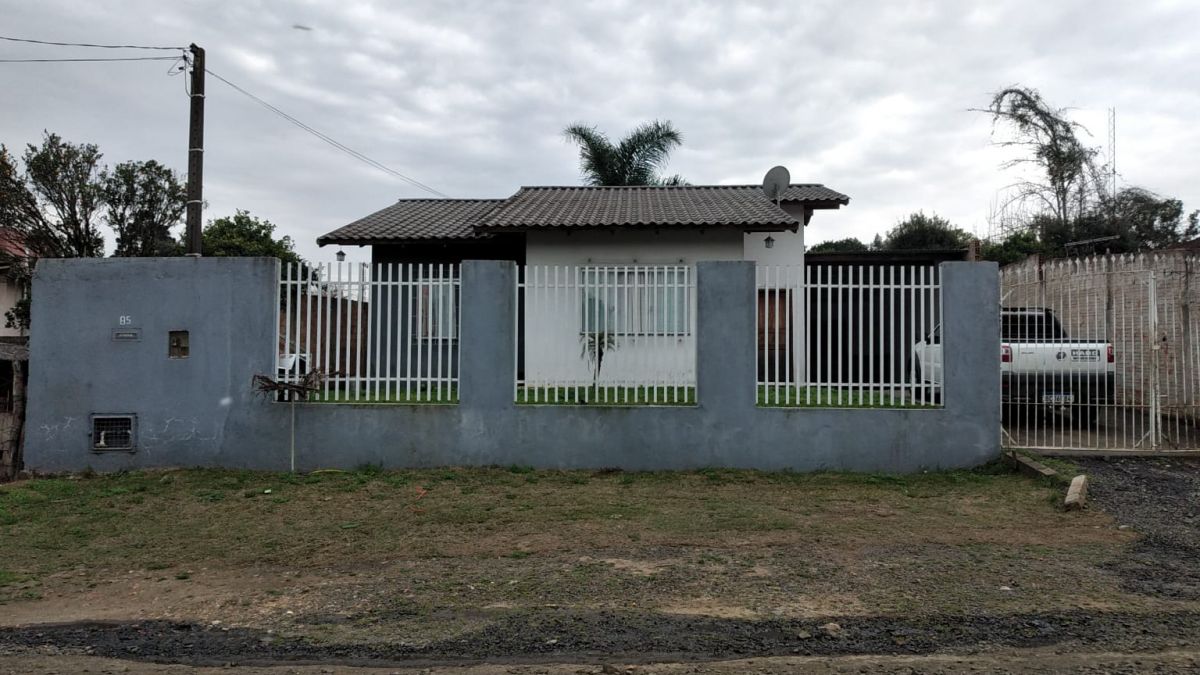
[980,229,1045,266]
[0,132,106,260]
[880,212,971,250]
[103,160,186,257]
[0,133,110,329]
[201,210,301,264]
[563,120,686,186]
[580,331,617,392]
[1104,187,1198,251]
[982,87,1106,235]
[990,189,1200,262]
[808,237,869,254]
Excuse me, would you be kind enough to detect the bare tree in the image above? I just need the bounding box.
[980,87,1107,237]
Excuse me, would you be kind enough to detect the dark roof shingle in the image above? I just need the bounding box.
[479,184,848,231]
[317,199,503,245]
[318,184,849,244]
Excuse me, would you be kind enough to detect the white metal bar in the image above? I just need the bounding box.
[281,262,292,389]
[513,266,521,402]
[806,264,816,403]
[867,265,875,404]
[333,262,342,399]
[889,266,897,404]
[436,263,445,402]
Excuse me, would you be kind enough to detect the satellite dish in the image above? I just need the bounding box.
[761,166,790,203]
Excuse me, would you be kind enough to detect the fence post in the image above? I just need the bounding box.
[696,261,757,412]
[459,260,516,409]
[939,262,1000,425]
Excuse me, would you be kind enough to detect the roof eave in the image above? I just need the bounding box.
[475,222,799,233]
[317,236,492,247]
[783,198,849,210]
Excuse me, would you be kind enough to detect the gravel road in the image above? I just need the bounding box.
[1079,457,1200,599]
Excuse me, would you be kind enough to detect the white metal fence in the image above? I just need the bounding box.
[1001,255,1200,452]
[277,262,460,402]
[756,264,942,407]
[516,265,696,404]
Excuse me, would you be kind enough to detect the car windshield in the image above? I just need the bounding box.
[1002,311,1066,341]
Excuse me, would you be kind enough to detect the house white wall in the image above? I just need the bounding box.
[523,231,735,390]
[525,229,745,266]
[744,212,807,384]
[521,227,809,392]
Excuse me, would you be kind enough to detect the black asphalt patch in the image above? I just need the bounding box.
[3,609,1200,668]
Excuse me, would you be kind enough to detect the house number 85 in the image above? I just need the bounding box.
[118,315,133,326]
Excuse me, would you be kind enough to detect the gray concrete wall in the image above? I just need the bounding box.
[25,258,1000,474]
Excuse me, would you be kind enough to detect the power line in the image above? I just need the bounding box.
[0,35,183,50]
[0,35,448,198]
[0,56,180,63]
[204,66,450,198]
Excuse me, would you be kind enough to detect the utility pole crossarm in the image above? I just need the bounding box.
[185,43,205,256]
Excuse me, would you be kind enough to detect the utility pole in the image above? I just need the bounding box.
[185,43,205,255]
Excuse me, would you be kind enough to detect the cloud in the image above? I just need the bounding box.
[1,0,1197,260]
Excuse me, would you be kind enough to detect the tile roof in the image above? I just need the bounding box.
[317,184,849,244]
[316,199,504,245]
[479,185,848,231]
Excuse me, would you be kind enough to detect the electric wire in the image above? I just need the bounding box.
[0,35,448,197]
[0,35,183,50]
[203,66,450,198]
[0,56,180,63]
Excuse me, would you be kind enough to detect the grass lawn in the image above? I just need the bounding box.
[0,460,1150,646]
[292,384,933,408]
[299,385,458,404]
[757,385,934,408]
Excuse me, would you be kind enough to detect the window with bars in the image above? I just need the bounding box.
[580,267,691,336]
[91,415,135,452]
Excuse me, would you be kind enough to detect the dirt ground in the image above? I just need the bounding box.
[2,461,1200,672]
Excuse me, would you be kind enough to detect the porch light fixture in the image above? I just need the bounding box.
[336,249,346,262]
[764,235,775,249]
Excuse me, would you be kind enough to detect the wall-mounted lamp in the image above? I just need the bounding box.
[764,235,775,249]
[336,249,346,262]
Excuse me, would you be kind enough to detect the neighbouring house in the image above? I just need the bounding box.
[0,229,28,479]
[0,229,28,412]
[315,184,849,389]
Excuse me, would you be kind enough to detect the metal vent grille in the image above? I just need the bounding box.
[91,415,135,451]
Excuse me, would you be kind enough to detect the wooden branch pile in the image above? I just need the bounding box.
[252,369,332,401]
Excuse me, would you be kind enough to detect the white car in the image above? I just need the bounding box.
[912,307,1115,422]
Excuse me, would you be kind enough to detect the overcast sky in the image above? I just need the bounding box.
[3,0,1198,261]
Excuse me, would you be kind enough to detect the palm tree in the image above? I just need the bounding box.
[563,120,687,186]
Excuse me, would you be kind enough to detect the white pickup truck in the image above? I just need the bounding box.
[912,307,1115,423]
[999,307,1114,423]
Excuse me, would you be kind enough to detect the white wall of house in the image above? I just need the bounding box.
[523,230,745,391]
[521,227,810,392]
[745,223,807,385]
[520,225,819,392]
[525,229,745,266]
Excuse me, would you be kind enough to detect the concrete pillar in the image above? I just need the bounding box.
[696,260,757,413]
[458,260,516,410]
[940,262,1000,427]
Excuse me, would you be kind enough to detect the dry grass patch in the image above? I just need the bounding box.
[0,462,1151,635]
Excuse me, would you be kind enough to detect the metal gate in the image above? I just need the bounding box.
[1000,254,1200,453]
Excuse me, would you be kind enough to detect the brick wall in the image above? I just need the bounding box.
[1001,252,1200,418]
